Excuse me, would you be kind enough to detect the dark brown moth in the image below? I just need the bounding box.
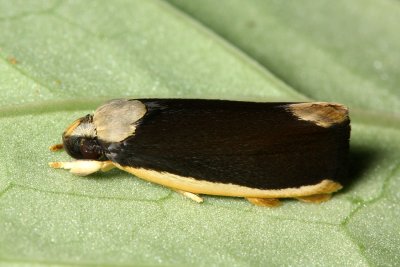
[49,99,350,207]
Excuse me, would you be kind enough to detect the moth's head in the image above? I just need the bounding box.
[62,114,104,160]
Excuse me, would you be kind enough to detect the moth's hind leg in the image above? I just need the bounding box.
[246,197,281,207]
[49,160,115,176]
[296,194,332,203]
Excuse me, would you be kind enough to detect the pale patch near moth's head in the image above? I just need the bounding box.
[63,115,96,138]
[287,102,349,128]
[93,99,147,142]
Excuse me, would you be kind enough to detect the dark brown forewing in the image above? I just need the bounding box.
[104,99,350,190]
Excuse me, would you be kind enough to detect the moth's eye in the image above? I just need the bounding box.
[62,135,83,159]
[80,139,102,160]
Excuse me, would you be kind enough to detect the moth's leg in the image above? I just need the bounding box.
[246,197,281,207]
[296,194,332,203]
[49,160,115,176]
[99,161,115,172]
[173,189,204,203]
[49,143,64,151]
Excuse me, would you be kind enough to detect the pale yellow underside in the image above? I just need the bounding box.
[114,163,342,198]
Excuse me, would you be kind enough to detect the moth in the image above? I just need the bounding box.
[49,99,350,207]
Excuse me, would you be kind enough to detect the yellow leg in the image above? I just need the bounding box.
[296,194,332,203]
[246,197,281,207]
[173,189,204,203]
[49,160,115,176]
[100,161,115,172]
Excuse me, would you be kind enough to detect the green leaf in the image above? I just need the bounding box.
[0,0,399,266]
[168,0,400,117]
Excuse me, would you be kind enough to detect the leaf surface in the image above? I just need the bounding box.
[1,0,399,266]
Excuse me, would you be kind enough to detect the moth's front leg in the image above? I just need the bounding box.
[49,160,115,176]
[49,143,64,151]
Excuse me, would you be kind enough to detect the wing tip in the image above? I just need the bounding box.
[287,102,349,128]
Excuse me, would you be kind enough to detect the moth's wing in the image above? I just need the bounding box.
[105,99,350,190]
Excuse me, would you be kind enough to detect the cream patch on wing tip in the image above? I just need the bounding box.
[288,102,349,128]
